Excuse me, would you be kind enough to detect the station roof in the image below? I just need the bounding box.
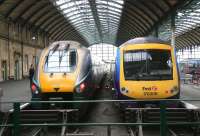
[0,0,197,49]
[159,0,200,50]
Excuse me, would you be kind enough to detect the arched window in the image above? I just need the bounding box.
[88,43,117,62]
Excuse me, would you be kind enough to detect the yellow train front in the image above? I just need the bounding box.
[31,41,104,116]
[114,37,180,108]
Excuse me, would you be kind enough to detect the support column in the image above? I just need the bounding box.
[155,25,159,38]
[7,22,10,79]
[171,11,176,49]
[20,25,24,79]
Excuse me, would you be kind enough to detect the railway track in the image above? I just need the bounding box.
[126,101,200,136]
[1,100,200,136]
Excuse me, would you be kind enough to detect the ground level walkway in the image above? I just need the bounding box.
[0,79,31,112]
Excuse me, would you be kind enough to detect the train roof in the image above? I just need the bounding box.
[120,37,169,47]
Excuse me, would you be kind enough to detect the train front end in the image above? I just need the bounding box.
[115,37,180,108]
[31,41,92,107]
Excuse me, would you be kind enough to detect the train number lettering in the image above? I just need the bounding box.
[144,92,158,96]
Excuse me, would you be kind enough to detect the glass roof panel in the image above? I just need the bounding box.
[96,0,124,44]
[158,0,200,43]
[54,0,124,45]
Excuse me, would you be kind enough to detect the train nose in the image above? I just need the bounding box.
[54,88,60,92]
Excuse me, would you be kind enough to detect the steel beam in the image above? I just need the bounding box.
[22,2,51,26]
[36,10,57,27]
[5,0,26,18]
[0,0,6,6]
[31,6,53,26]
[88,0,103,42]
[171,11,176,48]
[14,0,39,22]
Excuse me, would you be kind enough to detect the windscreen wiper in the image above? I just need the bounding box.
[59,44,70,66]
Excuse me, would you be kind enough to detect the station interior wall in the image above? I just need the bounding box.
[0,18,49,82]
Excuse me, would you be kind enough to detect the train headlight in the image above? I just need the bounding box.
[170,86,179,94]
[120,87,129,94]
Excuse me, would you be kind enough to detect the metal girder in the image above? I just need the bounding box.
[178,30,200,47]
[22,1,51,26]
[52,24,74,39]
[175,39,182,49]
[148,0,187,35]
[36,10,58,27]
[63,10,121,22]
[14,0,39,22]
[31,5,54,26]
[57,30,80,41]
[178,35,193,48]
[100,17,120,23]
[60,2,122,15]
[151,0,166,15]
[47,18,69,33]
[116,19,146,44]
[117,21,143,37]
[163,0,172,9]
[125,4,152,31]
[48,21,66,35]
[68,16,120,29]
[176,18,200,26]
[57,31,76,40]
[177,13,200,20]
[133,0,158,22]
[56,0,122,9]
[56,29,88,46]
[177,20,199,26]
[182,33,198,45]
[48,19,72,37]
[55,28,79,40]
[116,0,155,42]
[139,0,160,21]
[181,37,194,48]
[175,23,197,35]
[0,0,6,6]
[42,14,61,30]
[120,12,147,34]
[126,1,154,26]
[56,1,71,7]
[5,0,26,18]
[175,38,184,49]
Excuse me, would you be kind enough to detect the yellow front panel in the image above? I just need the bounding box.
[39,73,76,93]
[38,49,79,93]
[120,80,178,99]
[120,43,179,99]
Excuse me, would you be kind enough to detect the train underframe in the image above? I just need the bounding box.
[113,92,200,124]
[31,92,91,122]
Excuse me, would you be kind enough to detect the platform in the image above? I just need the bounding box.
[181,84,200,108]
[0,79,31,112]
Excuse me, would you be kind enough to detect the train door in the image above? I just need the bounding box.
[14,60,20,80]
[1,60,7,81]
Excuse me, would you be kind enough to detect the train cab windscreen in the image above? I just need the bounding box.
[44,50,77,73]
[124,49,173,80]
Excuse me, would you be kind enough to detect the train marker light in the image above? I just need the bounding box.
[31,84,38,94]
[76,83,86,93]
[80,83,86,91]
[171,86,179,94]
[31,84,36,91]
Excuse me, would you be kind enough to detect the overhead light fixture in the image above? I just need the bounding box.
[32,36,36,40]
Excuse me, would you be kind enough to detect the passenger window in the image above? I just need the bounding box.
[69,51,76,67]
[44,49,77,73]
